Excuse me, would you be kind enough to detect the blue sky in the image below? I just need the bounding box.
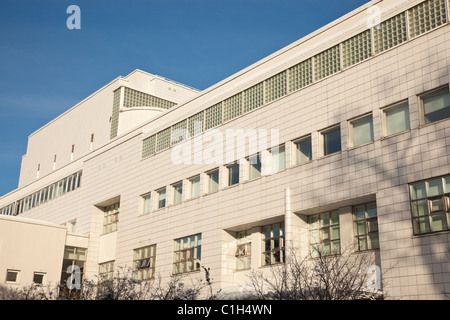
[0,0,368,196]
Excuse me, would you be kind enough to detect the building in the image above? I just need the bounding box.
[0,0,450,300]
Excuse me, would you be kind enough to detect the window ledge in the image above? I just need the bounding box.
[380,129,411,140]
[347,140,375,151]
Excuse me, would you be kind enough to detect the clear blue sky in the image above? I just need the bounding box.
[0,0,369,196]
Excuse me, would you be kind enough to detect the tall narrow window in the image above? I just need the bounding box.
[172,182,183,205]
[141,193,151,215]
[207,169,219,193]
[353,202,379,251]
[188,175,200,199]
[269,144,286,174]
[173,234,202,274]
[350,115,374,147]
[294,136,312,164]
[53,155,57,171]
[157,188,166,209]
[322,126,341,156]
[383,102,410,136]
[420,87,450,125]
[103,203,119,234]
[309,211,340,257]
[262,223,285,266]
[36,164,40,179]
[226,162,240,187]
[236,230,251,270]
[98,261,115,283]
[247,153,262,180]
[71,145,75,161]
[90,134,95,151]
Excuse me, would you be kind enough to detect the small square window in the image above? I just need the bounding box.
[33,272,45,285]
[6,270,19,283]
[321,126,341,156]
[207,169,219,193]
[294,136,312,164]
[350,115,373,147]
[383,102,410,136]
[421,87,450,125]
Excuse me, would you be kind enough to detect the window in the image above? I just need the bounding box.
[294,136,312,164]
[309,211,340,257]
[314,44,341,81]
[247,153,262,180]
[33,272,45,285]
[374,12,407,55]
[236,230,251,270]
[262,223,285,266]
[420,87,450,125]
[342,30,372,69]
[103,203,119,234]
[157,188,166,209]
[226,162,240,187]
[173,234,202,274]
[98,261,114,283]
[172,182,183,205]
[207,169,219,193]
[67,220,77,233]
[133,245,156,280]
[353,202,379,251]
[383,101,410,136]
[188,175,200,199]
[171,120,188,145]
[269,144,286,173]
[408,0,447,39]
[141,193,151,215]
[188,111,204,138]
[265,71,287,103]
[6,270,19,284]
[156,127,171,152]
[409,175,450,235]
[350,114,374,147]
[59,247,86,294]
[142,135,156,159]
[223,93,242,122]
[288,58,312,93]
[322,126,341,156]
[243,82,264,113]
[204,103,222,131]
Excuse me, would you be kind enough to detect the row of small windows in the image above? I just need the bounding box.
[142,0,449,160]
[102,201,379,279]
[0,171,83,216]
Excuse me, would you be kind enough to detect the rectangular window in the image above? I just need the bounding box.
[133,245,156,280]
[157,188,166,209]
[421,87,450,124]
[171,120,188,145]
[142,135,156,159]
[33,272,45,285]
[188,111,204,138]
[207,169,219,193]
[6,270,19,283]
[60,247,86,293]
[383,101,410,136]
[172,182,183,205]
[156,127,171,152]
[247,153,262,180]
[98,261,114,283]
[288,58,313,93]
[374,12,407,55]
[353,202,379,251]
[350,114,374,147]
[322,126,341,156]
[294,136,312,165]
[243,82,264,113]
[204,103,223,131]
[173,234,202,274]
[141,193,151,215]
[408,0,447,39]
[314,44,341,81]
[269,144,286,173]
[236,230,251,270]
[223,93,242,122]
[342,29,372,69]
[265,71,287,103]
[309,211,340,257]
[226,162,240,187]
[188,175,200,199]
[262,223,285,266]
[409,175,450,235]
[103,203,119,234]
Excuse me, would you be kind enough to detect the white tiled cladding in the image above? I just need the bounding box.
[2,0,450,299]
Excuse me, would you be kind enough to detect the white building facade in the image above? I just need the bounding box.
[1,0,450,300]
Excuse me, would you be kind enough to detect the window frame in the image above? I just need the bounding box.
[5,269,20,284]
[309,211,341,258]
[348,113,374,148]
[381,100,410,137]
[247,152,262,180]
[268,144,286,174]
[261,223,285,266]
[419,85,450,126]
[172,181,183,205]
[236,230,252,271]
[132,245,156,280]
[173,234,202,275]
[320,125,341,156]
[141,192,152,215]
[102,203,119,234]
[206,168,220,194]
[293,135,312,165]
[156,187,166,209]
[187,175,200,199]
[32,272,45,285]
[226,162,240,187]
[353,202,380,251]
